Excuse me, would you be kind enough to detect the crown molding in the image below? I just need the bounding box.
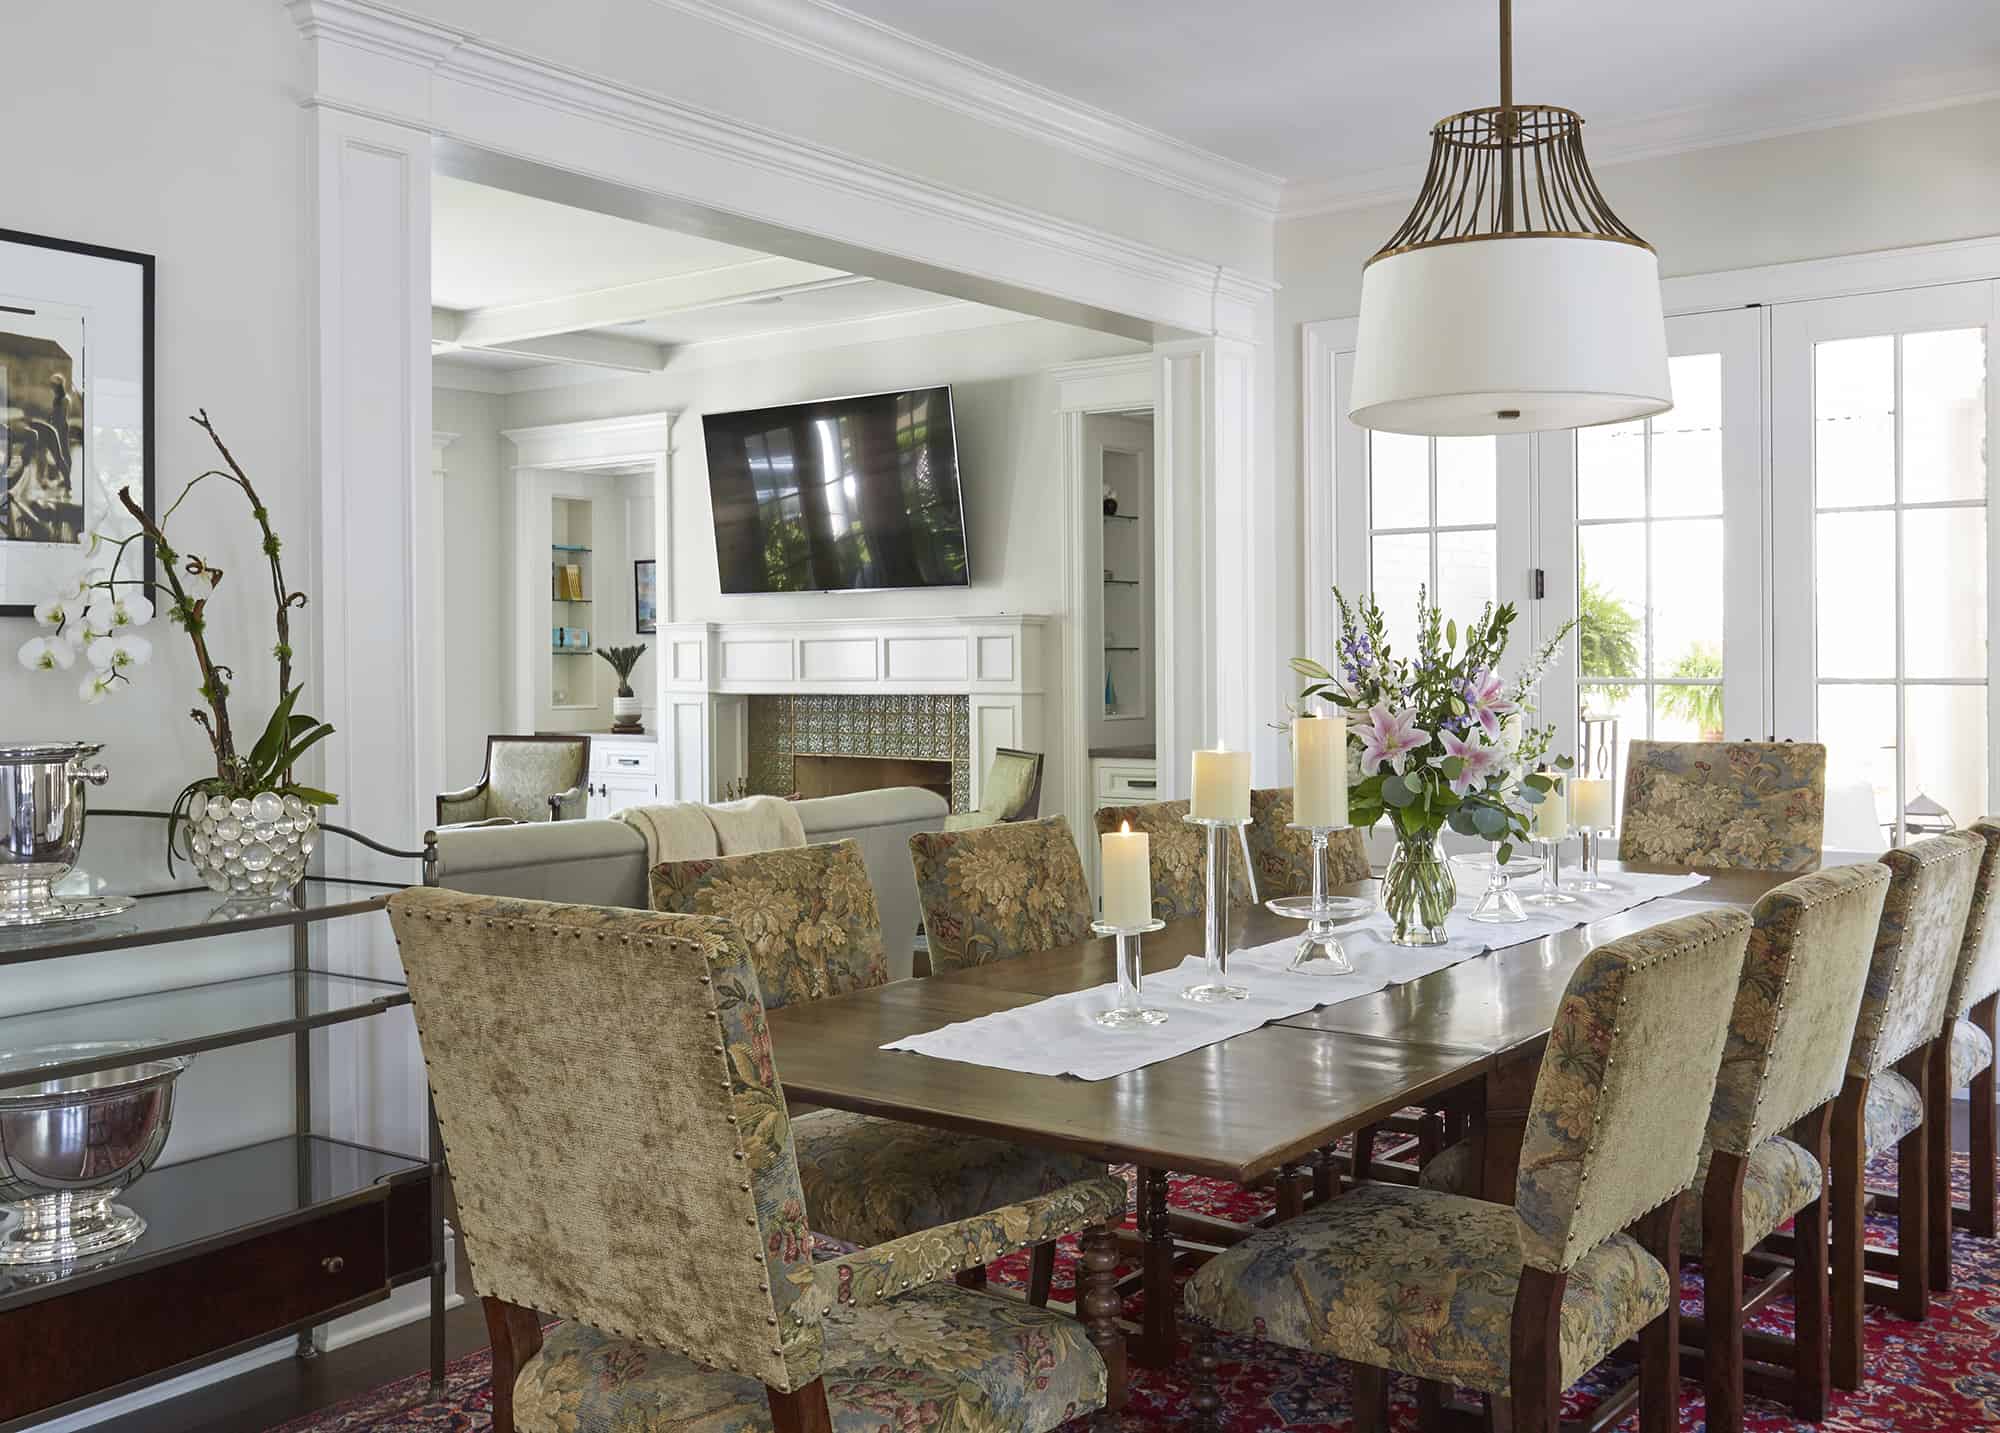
[650,0,1284,220]
[1278,65,2000,221]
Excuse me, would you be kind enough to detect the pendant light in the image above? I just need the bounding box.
[1349,0,1671,436]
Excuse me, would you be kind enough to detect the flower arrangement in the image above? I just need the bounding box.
[15,412,336,864]
[1293,587,1574,943]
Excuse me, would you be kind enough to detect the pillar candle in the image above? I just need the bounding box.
[1190,745,1250,822]
[1100,821,1152,928]
[1292,713,1348,827]
[1529,774,1569,839]
[1570,777,1614,831]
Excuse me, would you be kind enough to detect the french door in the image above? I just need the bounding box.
[1771,282,2000,846]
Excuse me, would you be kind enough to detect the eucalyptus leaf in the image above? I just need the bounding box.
[1472,803,1507,838]
[1381,773,1416,808]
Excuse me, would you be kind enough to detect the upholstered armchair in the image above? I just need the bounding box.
[943,747,1045,831]
[909,816,1094,972]
[1618,739,1827,872]
[1094,799,1253,921]
[1187,909,1752,1433]
[649,840,1108,1300]
[435,735,588,827]
[384,888,1127,1433]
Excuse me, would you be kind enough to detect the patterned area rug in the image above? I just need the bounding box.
[272,1154,2000,1431]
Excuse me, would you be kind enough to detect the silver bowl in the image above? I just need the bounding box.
[0,1043,190,1266]
[0,741,116,926]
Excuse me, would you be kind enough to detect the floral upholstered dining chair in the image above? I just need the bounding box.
[1186,908,1752,1433]
[384,887,1127,1433]
[909,816,1094,972]
[648,839,1107,1299]
[435,734,589,826]
[1933,819,2000,1274]
[1247,786,1370,898]
[1095,799,1253,921]
[1618,739,1827,872]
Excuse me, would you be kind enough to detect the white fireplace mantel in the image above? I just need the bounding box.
[656,614,1048,808]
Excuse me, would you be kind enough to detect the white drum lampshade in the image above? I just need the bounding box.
[1351,235,1671,436]
[1346,3,1673,437]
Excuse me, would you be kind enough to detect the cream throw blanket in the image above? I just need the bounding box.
[617,796,806,868]
[704,795,807,854]
[616,802,720,869]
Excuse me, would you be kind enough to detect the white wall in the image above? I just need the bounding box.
[1273,99,2000,672]
[434,386,509,785]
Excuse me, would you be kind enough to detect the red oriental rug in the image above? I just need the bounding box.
[271,1155,2000,1431]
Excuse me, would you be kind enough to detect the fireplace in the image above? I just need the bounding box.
[747,694,971,812]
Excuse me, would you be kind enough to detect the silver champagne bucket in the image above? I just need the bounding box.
[0,741,113,926]
[0,1044,190,1266]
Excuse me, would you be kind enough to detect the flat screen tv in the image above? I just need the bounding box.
[703,386,970,594]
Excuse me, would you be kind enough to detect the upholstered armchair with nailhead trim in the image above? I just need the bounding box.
[435,734,589,827]
[385,887,1129,1433]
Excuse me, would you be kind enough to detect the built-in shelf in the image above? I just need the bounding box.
[1105,645,1139,653]
[551,543,592,553]
[1104,577,1139,586]
[553,647,595,656]
[1102,512,1137,523]
[552,596,592,602]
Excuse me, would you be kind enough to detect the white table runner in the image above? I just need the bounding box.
[881,872,1711,1081]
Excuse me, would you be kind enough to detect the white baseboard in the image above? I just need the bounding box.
[27,1227,460,1431]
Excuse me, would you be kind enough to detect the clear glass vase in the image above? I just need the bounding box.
[1382,828,1455,946]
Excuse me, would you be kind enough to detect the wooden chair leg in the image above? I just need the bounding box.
[1078,1223,1128,1412]
[1027,1241,1056,1307]
[1507,1266,1567,1432]
[953,1265,988,1290]
[1830,1074,1867,1391]
[1701,1155,1747,1433]
[1483,1392,1515,1433]
[1928,1033,1954,1292]
[1415,1379,1447,1432]
[1312,1142,1340,1203]
[1894,1046,1931,1320]
[1277,1161,1308,1220]
[767,1378,834,1433]
[1348,1361,1391,1432]
[1972,995,1999,1239]
[1189,1329,1223,1430]
[1790,1104,1833,1422]
[1354,1123,1381,1182]
[1636,1192,1685,1433]
[1139,1166,1176,1368]
[483,1297,544,1433]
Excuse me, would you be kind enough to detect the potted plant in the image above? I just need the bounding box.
[1293,588,1574,944]
[17,411,335,905]
[598,643,647,733]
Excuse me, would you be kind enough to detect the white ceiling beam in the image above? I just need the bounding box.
[442,256,854,348]
[468,329,672,373]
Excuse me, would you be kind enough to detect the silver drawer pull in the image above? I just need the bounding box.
[617,758,640,766]
[321,1255,346,1275]
[1127,779,1156,790]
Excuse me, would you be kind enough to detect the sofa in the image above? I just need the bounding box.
[426,787,948,979]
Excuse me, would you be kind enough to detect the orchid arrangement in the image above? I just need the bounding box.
[1292,587,1577,863]
[14,412,336,860]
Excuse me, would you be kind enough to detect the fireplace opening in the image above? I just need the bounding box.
[792,753,954,806]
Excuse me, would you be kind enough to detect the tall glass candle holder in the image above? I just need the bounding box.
[1523,838,1578,905]
[1182,815,1252,1001]
[1563,827,1618,893]
[1563,776,1617,893]
[1265,824,1370,974]
[1090,918,1169,1027]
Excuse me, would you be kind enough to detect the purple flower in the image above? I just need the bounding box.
[1358,703,1431,776]
[1460,667,1518,738]
[1437,728,1504,796]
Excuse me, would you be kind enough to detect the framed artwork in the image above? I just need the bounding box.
[0,227,153,617]
[634,558,658,634]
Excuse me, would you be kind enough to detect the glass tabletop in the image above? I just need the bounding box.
[0,971,410,1088]
[0,1134,424,1309]
[0,880,396,968]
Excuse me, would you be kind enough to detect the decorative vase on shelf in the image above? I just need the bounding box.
[1102,484,1118,517]
[611,692,643,734]
[1382,826,1455,946]
[1104,666,1118,713]
[184,791,320,911]
[599,643,648,734]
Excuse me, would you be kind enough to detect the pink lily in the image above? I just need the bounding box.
[1437,728,1504,795]
[1359,703,1431,776]
[1461,666,1518,738]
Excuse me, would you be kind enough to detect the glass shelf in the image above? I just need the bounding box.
[1102,512,1138,523]
[0,880,393,970]
[1105,645,1140,653]
[552,647,595,656]
[0,970,411,1090]
[550,596,592,602]
[1103,577,1139,586]
[0,1135,425,1312]
[550,544,592,553]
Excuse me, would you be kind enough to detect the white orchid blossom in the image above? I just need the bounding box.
[87,632,152,674]
[108,593,153,627]
[76,605,115,645]
[31,595,69,629]
[18,635,77,671]
[78,668,117,704]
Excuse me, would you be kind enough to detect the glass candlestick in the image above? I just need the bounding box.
[1563,828,1618,893]
[1522,838,1578,905]
[1182,815,1252,1001]
[1453,846,1543,924]
[1264,824,1368,974]
[1090,919,1169,1027]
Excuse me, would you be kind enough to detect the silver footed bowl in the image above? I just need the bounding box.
[0,741,114,926]
[0,1043,190,1266]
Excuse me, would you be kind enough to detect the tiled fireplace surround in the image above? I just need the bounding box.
[747,694,972,812]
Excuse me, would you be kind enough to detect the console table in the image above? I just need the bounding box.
[0,825,443,1430]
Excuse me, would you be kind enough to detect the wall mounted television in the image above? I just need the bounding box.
[702,385,970,594]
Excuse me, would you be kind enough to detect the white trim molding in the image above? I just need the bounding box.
[503,412,679,470]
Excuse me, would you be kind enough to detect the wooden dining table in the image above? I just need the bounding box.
[765,857,1865,1369]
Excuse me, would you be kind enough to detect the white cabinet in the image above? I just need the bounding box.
[585,734,660,819]
[1093,756,1160,811]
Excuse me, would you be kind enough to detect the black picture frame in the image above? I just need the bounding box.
[0,225,154,619]
[634,558,658,634]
